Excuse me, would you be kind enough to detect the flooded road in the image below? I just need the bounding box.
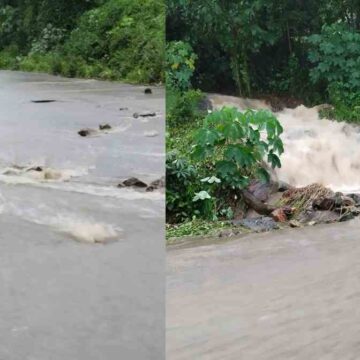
[167,219,360,359]
[0,71,164,359]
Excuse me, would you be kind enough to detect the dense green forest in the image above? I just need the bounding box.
[167,0,360,106]
[166,0,360,238]
[0,0,164,83]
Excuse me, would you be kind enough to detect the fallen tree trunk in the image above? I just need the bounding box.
[241,189,276,216]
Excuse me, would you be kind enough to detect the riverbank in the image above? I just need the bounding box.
[167,181,360,245]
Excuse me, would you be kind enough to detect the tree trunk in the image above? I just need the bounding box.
[230,53,243,97]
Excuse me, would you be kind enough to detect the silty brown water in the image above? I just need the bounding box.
[0,71,164,360]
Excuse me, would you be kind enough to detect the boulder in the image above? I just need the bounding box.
[313,197,335,211]
[313,193,355,211]
[78,129,93,137]
[348,193,360,206]
[31,99,56,103]
[289,220,302,228]
[277,180,294,192]
[339,212,355,222]
[341,196,356,208]
[271,208,287,222]
[334,192,344,207]
[99,124,112,130]
[146,176,165,192]
[27,166,43,172]
[232,216,279,232]
[120,177,148,188]
[269,98,284,112]
[133,112,156,118]
[218,229,241,238]
[198,96,213,112]
[247,180,277,203]
[298,209,339,224]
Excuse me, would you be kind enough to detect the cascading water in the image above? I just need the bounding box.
[210,94,360,192]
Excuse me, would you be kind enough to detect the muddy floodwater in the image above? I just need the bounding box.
[167,219,360,359]
[0,71,164,359]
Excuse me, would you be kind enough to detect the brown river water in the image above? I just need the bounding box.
[0,71,165,360]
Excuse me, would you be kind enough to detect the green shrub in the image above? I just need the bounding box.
[30,24,66,55]
[308,24,360,121]
[320,82,360,122]
[0,49,18,69]
[0,6,17,49]
[166,41,197,91]
[167,89,204,127]
[0,0,164,84]
[65,0,164,83]
[192,107,284,189]
[308,24,360,92]
[166,151,199,223]
[166,107,284,224]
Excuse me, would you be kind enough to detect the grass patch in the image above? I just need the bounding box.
[166,219,233,241]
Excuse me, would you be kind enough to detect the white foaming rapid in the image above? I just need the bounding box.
[0,197,119,243]
[47,215,119,244]
[0,164,88,182]
[209,94,360,192]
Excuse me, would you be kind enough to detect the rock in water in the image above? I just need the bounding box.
[247,180,277,202]
[121,177,148,188]
[27,166,43,172]
[146,176,165,192]
[277,181,293,192]
[313,197,335,211]
[218,229,241,238]
[341,196,356,208]
[144,88,152,94]
[271,208,287,222]
[78,129,92,137]
[198,96,213,112]
[133,112,156,118]
[339,212,355,222]
[99,124,112,130]
[289,220,301,228]
[31,99,56,103]
[348,193,360,206]
[232,217,279,232]
[298,209,339,224]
